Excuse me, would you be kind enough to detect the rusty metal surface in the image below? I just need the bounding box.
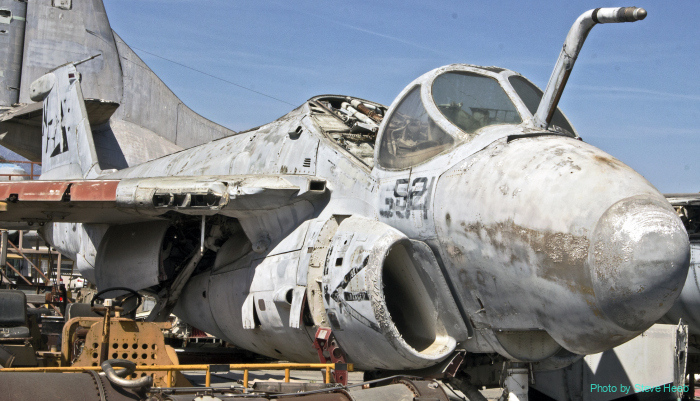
[0,180,139,225]
[397,377,451,400]
[0,180,68,200]
[0,371,141,401]
[312,327,349,385]
[0,175,325,224]
[346,383,416,401]
[64,316,180,388]
[70,181,119,201]
[0,178,116,203]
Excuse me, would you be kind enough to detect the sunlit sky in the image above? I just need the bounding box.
[103,1,700,193]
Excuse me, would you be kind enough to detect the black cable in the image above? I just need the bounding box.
[131,46,297,107]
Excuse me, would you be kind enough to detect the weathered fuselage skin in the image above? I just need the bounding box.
[45,65,690,371]
[1,0,685,375]
[432,136,687,355]
[373,65,689,360]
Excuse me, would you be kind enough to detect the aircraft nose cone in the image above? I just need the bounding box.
[590,195,690,332]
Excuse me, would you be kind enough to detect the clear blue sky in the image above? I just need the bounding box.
[104,1,700,193]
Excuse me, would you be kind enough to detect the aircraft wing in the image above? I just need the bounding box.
[0,175,326,225]
[665,193,700,206]
[665,193,700,238]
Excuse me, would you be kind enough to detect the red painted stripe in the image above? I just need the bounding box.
[0,181,69,201]
[0,180,120,202]
[69,181,119,201]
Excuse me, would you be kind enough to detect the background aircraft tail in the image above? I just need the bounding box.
[0,0,236,174]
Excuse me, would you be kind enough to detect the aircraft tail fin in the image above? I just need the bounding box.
[30,59,108,180]
[0,0,235,170]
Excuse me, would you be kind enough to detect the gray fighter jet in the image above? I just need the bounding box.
[0,2,689,400]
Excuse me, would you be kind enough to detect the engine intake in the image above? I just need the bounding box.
[322,216,468,370]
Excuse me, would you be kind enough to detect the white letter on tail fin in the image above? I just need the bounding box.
[31,63,103,180]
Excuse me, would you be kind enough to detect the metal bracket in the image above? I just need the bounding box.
[443,350,466,378]
[52,0,72,10]
[312,327,349,385]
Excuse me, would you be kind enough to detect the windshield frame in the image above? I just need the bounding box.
[375,64,534,171]
[422,65,533,142]
[430,70,524,136]
[502,71,579,138]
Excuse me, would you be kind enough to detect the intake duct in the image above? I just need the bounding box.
[322,216,468,370]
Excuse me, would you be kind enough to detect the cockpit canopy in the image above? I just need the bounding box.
[434,71,521,134]
[378,87,455,170]
[376,64,577,170]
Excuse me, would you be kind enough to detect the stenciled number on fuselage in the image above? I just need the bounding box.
[380,176,434,220]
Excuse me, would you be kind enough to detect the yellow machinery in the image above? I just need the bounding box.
[61,316,184,386]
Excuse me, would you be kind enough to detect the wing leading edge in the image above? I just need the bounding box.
[0,175,327,225]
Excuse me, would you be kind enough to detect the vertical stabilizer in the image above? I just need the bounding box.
[0,0,27,108]
[0,0,236,169]
[30,61,105,179]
